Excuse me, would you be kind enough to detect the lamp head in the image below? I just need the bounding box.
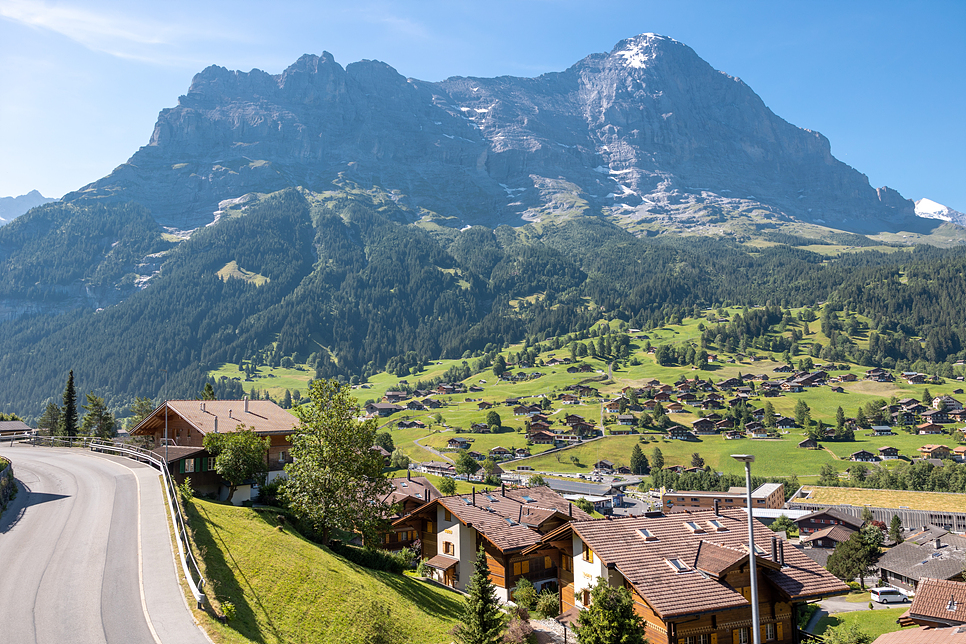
[731,454,755,464]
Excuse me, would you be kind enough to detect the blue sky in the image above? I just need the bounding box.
[1,0,963,210]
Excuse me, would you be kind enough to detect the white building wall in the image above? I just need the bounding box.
[573,534,605,608]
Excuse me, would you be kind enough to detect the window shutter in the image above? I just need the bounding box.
[201,457,207,472]
[545,555,552,569]
[196,458,202,472]
[710,634,717,644]
[776,622,783,641]
[179,459,185,474]
[733,629,740,644]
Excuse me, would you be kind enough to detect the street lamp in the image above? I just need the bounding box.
[161,369,169,464]
[732,454,760,644]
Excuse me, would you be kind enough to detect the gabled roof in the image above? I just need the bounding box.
[540,509,847,619]
[795,507,864,529]
[908,578,966,626]
[878,533,966,583]
[385,476,440,509]
[802,524,855,544]
[131,399,298,437]
[393,485,591,552]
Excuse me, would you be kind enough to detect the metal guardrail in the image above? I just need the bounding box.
[25,435,208,609]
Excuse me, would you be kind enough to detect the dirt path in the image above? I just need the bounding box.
[413,430,454,463]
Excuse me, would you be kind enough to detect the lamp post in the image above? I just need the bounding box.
[732,454,760,644]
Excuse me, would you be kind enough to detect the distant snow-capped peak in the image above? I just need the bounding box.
[915,198,966,225]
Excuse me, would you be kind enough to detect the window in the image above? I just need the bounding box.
[513,560,530,575]
[685,636,709,644]
[207,457,215,471]
[426,521,434,533]
[764,623,776,641]
[561,557,572,572]
[735,627,749,644]
[184,458,195,473]
[582,542,594,563]
[444,509,452,522]
[666,558,689,573]
[443,541,454,555]
[581,589,591,606]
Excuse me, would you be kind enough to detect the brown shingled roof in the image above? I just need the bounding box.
[131,399,298,437]
[873,626,966,644]
[909,578,966,626]
[802,524,856,545]
[562,509,848,619]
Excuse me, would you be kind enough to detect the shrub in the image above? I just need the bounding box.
[328,542,414,574]
[535,588,560,618]
[257,477,287,507]
[847,581,861,591]
[416,558,430,577]
[221,601,237,622]
[503,614,535,644]
[513,578,537,611]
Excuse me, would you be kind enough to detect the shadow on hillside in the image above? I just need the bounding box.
[187,501,280,644]
[376,571,463,620]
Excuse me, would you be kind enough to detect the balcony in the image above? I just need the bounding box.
[512,565,558,585]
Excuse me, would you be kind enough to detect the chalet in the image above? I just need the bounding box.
[935,395,964,411]
[700,399,724,410]
[528,431,557,445]
[661,483,786,512]
[527,509,847,644]
[477,401,493,410]
[871,425,894,436]
[955,446,966,462]
[447,437,471,449]
[569,421,596,435]
[918,423,944,435]
[665,402,685,414]
[514,448,531,458]
[392,486,591,599]
[838,373,858,382]
[365,402,404,417]
[384,391,409,403]
[801,524,856,549]
[468,385,484,393]
[667,426,695,441]
[849,449,877,462]
[921,409,950,424]
[905,403,929,415]
[716,418,735,430]
[603,400,623,413]
[773,417,796,430]
[865,368,894,382]
[405,400,426,412]
[798,438,818,449]
[609,426,635,436]
[705,392,725,402]
[489,446,513,460]
[594,459,614,472]
[904,373,927,384]
[468,451,485,461]
[422,398,443,409]
[919,444,953,460]
[677,392,697,403]
[892,410,915,425]
[950,409,966,423]
[0,420,32,436]
[830,386,845,394]
[724,431,743,440]
[879,528,966,591]
[563,414,586,426]
[691,418,717,434]
[717,377,742,389]
[781,382,803,393]
[558,393,580,405]
[794,508,863,536]
[379,474,441,550]
[419,461,456,477]
[514,405,534,416]
[504,397,522,407]
[130,399,298,503]
[470,423,490,433]
[653,391,672,403]
[878,446,900,460]
[617,414,636,426]
[899,578,966,628]
[529,421,552,432]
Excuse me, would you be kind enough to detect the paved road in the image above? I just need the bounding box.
[0,445,210,644]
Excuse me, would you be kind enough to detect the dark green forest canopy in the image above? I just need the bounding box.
[1,188,966,417]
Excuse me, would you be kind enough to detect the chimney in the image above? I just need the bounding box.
[214,417,218,433]
[779,541,785,567]
[502,483,506,497]
[407,470,411,481]
[771,536,778,563]
[569,503,573,518]
[200,402,204,412]
[245,397,249,413]
[936,538,943,550]
[228,409,232,418]
[713,499,720,516]
[472,487,476,506]
[519,505,523,523]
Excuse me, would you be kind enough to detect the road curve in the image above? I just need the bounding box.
[0,445,210,644]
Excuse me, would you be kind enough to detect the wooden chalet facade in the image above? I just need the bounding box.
[130,399,298,503]
[392,486,591,601]
[378,474,441,550]
[527,509,847,644]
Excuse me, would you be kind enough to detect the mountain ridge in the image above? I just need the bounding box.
[65,33,930,236]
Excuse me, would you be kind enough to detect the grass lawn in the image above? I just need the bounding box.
[801,485,966,513]
[183,498,460,644]
[814,606,910,639]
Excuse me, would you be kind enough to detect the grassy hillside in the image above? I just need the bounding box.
[184,498,459,644]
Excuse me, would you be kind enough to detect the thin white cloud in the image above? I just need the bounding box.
[0,0,242,65]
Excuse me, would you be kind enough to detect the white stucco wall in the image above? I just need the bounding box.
[573,534,605,607]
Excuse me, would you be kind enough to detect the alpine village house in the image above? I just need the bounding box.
[130,399,298,503]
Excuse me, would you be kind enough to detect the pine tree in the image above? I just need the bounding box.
[80,392,117,438]
[888,515,904,544]
[651,447,664,470]
[454,547,505,644]
[36,402,62,436]
[630,444,648,475]
[61,370,78,437]
[201,382,216,400]
[574,577,647,644]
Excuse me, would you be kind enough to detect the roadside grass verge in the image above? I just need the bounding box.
[183,498,459,644]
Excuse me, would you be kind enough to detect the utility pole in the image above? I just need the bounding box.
[162,369,169,464]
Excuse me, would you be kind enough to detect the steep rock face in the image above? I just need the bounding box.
[66,34,920,233]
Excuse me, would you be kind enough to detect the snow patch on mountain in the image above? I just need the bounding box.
[915,198,966,225]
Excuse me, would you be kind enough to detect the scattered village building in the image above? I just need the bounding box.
[800,524,856,549]
[527,508,847,644]
[793,508,863,537]
[0,420,33,436]
[130,399,298,503]
[898,578,966,628]
[879,446,901,460]
[878,527,966,591]
[393,485,591,600]
[378,473,441,550]
[661,483,785,512]
[850,449,878,462]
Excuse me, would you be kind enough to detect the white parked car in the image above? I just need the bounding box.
[870,587,907,604]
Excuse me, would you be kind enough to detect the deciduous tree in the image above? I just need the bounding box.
[438,477,457,496]
[203,427,269,504]
[283,379,391,545]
